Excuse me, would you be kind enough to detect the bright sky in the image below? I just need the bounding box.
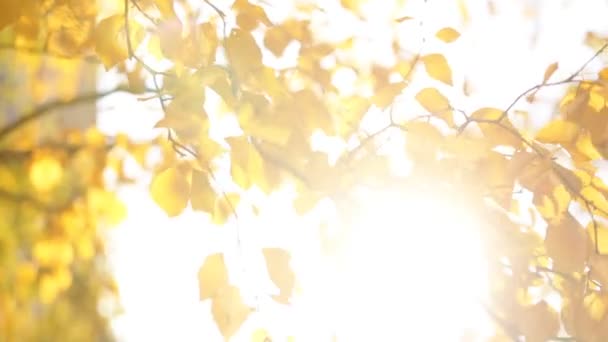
[97,0,608,341]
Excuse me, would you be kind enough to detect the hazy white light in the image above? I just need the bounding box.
[298,188,492,341]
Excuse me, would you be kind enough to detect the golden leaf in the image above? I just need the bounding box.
[264,26,291,56]
[395,16,414,22]
[575,131,602,161]
[518,301,560,342]
[263,248,296,304]
[234,0,272,31]
[405,121,443,163]
[227,136,266,190]
[226,29,263,81]
[581,186,608,214]
[94,15,144,69]
[191,170,216,213]
[414,87,453,126]
[372,82,406,109]
[435,27,460,43]
[421,54,453,85]
[33,239,74,268]
[211,285,252,339]
[470,107,521,147]
[0,1,21,30]
[150,167,190,217]
[542,62,559,83]
[154,0,176,19]
[535,120,579,144]
[251,328,272,342]
[198,253,229,300]
[238,102,291,146]
[29,154,63,192]
[587,222,608,255]
[213,193,240,225]
[545,213,588,274]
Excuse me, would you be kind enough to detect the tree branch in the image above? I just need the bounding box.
[0,86,132,142]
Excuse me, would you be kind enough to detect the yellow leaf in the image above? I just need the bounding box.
[234,0,272,31]
[212,285,252,340]
[226,29,263,81]
[519,301,560,342]
[582,186,608,214]
[238,103,291,146]
[542,62,559,83]
[154,0,176,19]
[395,16,414,22]
[421,54,453,85]
[340,0,364,12]
[435,27,460,43]
[535,120,579,144]
[576,131,602,160]
[29,154,63,192]
[213,193,240,225]
[150,167,190,217]
[0,1,21,30]
[263,248,296,304]
[372,82,406,109]
[227,136,266,190]
[198,253,229,300]
[405,121,444,163]
[587,222,608,255]
[599,67,608,81]
[33,239,74,267]
[414,87,453,126]
[545,213,588,274]
[94,15,144,69]
[264,26,291,56]
[191,170,216,213]
[251,328,271,342]
[471,107,521,147]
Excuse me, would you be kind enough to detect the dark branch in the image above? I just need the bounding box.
[0,86,132,142]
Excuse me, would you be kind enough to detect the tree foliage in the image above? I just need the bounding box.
[4,0,608,341]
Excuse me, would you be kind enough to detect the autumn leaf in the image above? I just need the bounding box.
[415,87,453,126]
[535,120,579,144]
[372,82,406,109]
[211,285,252,340]
[470,107,521,147]
[542,62,559,83]
[265,26,292,56]
[191,170,216,213]
[212,193,240,225]
[263,248,296,304]
[94,15,144,69]
[545,213,588,274]
[226,28,263,81]
[435,27,460,43]
[150,167,190,217]
[198,253,229,300]
[421,54,453,85]
[518,301,560,342]
[227,136,266,190]
[29,153,63,192]
[395,16,414,22]
[0,2,22,30]
[154,0,176,18]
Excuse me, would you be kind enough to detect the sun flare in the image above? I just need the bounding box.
[296,187,493,341]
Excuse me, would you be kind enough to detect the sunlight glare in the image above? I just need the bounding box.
[304,187,493,341]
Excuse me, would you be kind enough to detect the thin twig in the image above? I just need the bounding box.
[497,42,608,122]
